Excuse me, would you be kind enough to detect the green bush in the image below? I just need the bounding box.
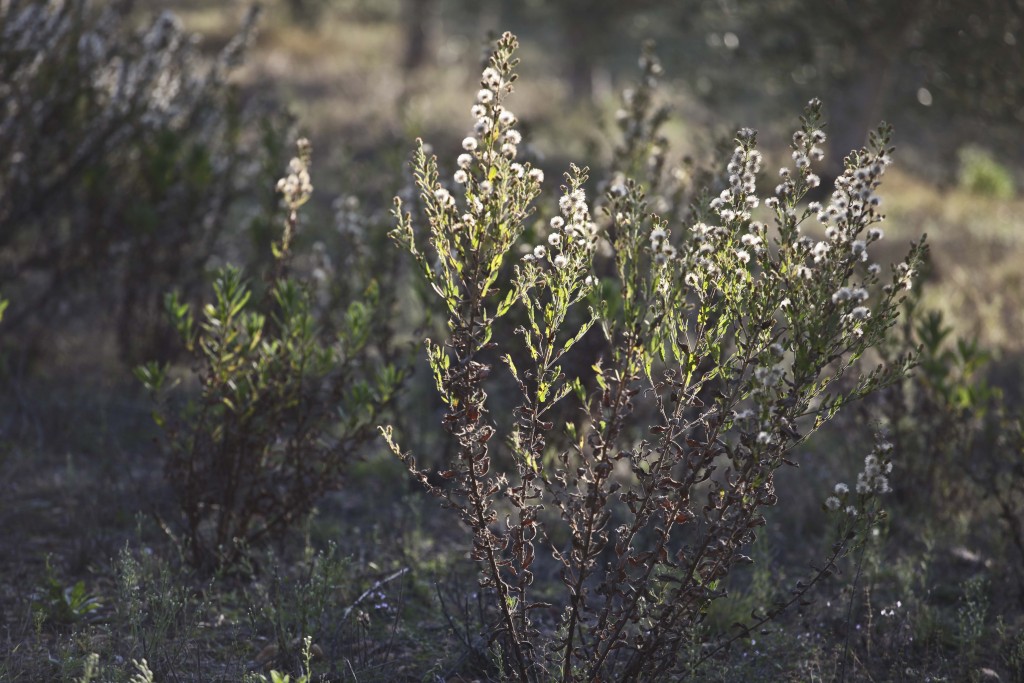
[384,32,925,681]
[957,145,1016,199]
[138,141,406,571]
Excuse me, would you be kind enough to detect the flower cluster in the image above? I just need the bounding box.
[458,64,521,173]
[524,172,598,272]
[826,438,894,517]
[648,224,677,265]
[857,440,894,495]
[710,128,763,223]
[276,138,313,210]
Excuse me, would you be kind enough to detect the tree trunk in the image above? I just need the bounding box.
[403,0,437,72]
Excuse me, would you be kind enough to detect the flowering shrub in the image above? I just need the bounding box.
[137,141,405,571]
[0,0,277,363]
[384,32,925,680]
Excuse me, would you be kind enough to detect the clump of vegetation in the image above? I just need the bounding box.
[385,31,925,680]
[4,5,1024,681]
[957,145,1016,199]
[138,140,405,571]
[0,0,280,363]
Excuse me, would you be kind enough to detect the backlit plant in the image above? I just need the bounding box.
[138,140,405,571]
[384,32,925,681]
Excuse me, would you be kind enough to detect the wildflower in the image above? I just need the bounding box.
[462,137,478,151]
[454,170,468,184]
[845,506,858,517]
[650,227,667,243]
[548,233,561,246]
[479,180,493,196]
[499,109,516,126]
[852,240,868,261]
[481,66,501,88]
[510,162,525,178]
[528,168,544,183]
[471,104,486,119]
[559,195,572,215]
[457,153,473,169]
[475,116,493,135]
[835,482,849,495]
[757,431,771,445]
[825,496,841,511]
[735,249,750,264]
[504,129,522,145]
[477,88,494,104]
[832,287,852,304]
[434,187,455,209]
[868,228,884,241]
[554,254,568,269]
[533,245,546,259]
[812,241,829,263]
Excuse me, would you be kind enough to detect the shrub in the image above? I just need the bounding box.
[868,299,1024,595]
[957,145,1016,199]
[138,141,406,571]
[0,0,278,364]
[383,32,925,681]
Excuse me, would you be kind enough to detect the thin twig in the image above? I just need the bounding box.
[340,568,410,625]
[839,540,868,683]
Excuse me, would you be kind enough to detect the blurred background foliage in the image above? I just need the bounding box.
[4,0,1021,375]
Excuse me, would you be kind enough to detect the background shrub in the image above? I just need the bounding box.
[957,146,1016,199]
[0,0,279,365]
[138,142,406,571]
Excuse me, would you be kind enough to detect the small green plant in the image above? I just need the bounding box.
[77,653,100,683]
[32,556,103,627]
[138,140,405,571]
[957,575,989,667]
[957,145,1015,199]
[128,658,156,683]
[114,545,202,676]
[385,32,924,681]
[250,635,318,683]
[245,545,346,665]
